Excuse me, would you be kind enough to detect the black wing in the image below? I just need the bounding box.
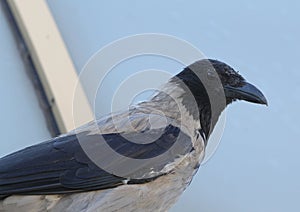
[0,125,192,199]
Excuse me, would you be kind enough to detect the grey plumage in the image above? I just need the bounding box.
[0,59,267,212]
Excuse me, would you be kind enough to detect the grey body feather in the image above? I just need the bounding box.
[0,81,206,212]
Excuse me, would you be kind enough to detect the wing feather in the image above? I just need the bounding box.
[0,112,193,199]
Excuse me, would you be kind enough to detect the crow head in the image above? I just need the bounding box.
[208,59,267,106]
[173,59,267,139]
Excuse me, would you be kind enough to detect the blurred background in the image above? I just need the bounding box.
[1,0,299,211]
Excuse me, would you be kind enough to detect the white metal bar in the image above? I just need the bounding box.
[7,0,93,133]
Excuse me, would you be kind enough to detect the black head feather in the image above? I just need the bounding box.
[172,59,267,140]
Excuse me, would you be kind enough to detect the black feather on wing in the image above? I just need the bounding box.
[0,124,192,199]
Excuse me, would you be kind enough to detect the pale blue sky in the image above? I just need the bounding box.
[1,1,299,211]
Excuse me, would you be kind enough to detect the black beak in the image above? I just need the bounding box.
[225,82,268,105]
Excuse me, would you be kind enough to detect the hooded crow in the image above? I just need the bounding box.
[0,59,267,212]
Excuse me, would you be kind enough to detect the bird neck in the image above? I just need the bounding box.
[157,73,225,140]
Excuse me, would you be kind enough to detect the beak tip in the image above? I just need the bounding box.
[264,101,268,107]
[260,96,268,106]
